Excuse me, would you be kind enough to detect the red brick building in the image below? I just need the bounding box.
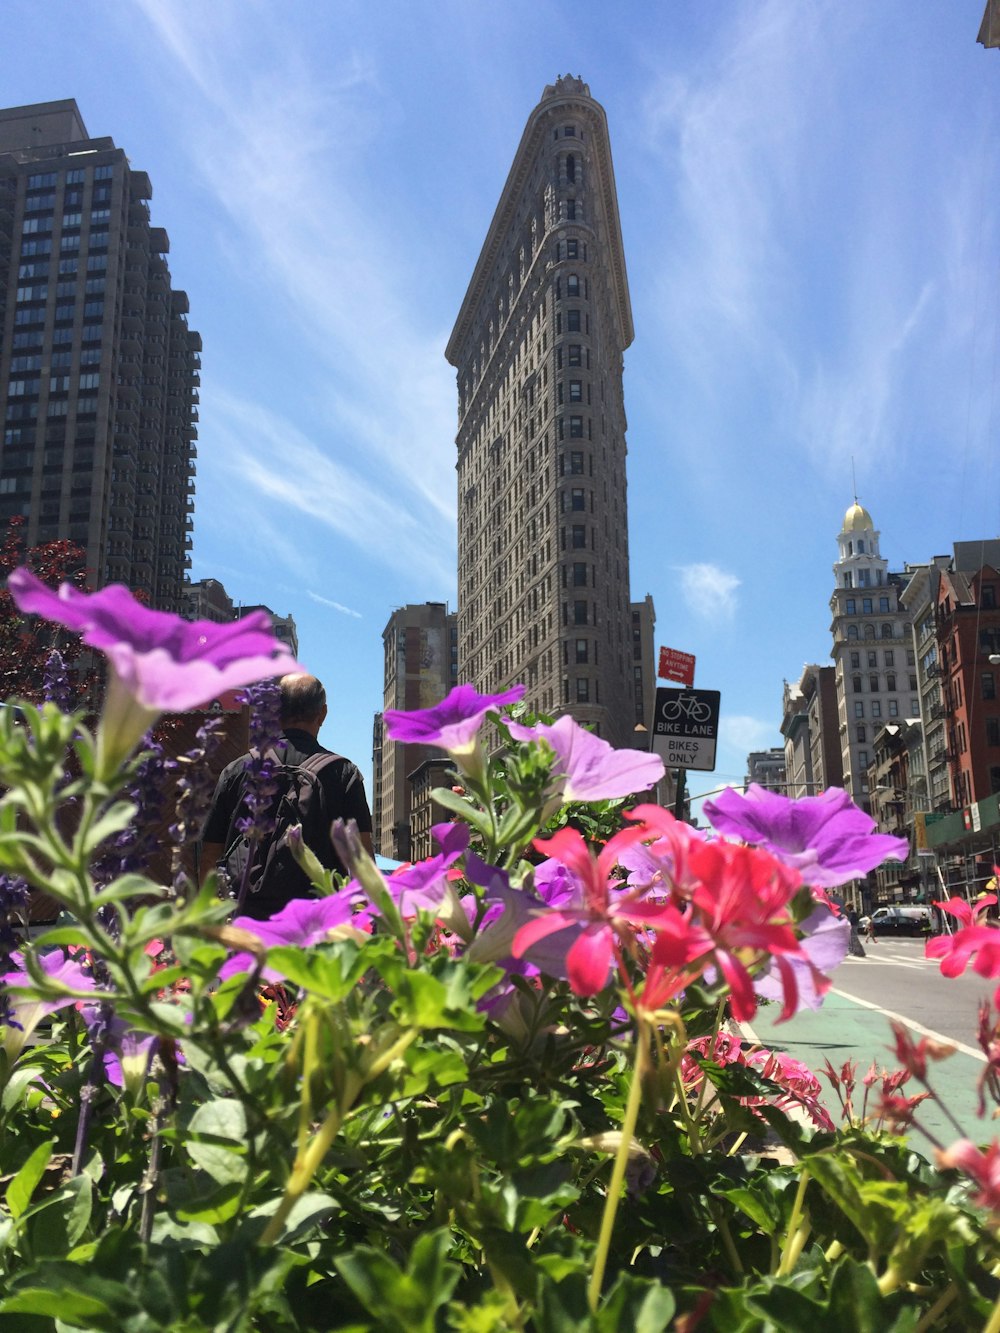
[937,562,1000,807]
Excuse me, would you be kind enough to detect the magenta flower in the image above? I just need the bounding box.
[9,568,302,773]
[937,1139,1000,1215]
[702,784,909,889]
[219,889,368,981]
[506,715,664,805]
[2,948,97,1061]
[383,683,525,757]
[925,893,1000,982]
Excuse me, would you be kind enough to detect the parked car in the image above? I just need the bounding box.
[869,906,932,936]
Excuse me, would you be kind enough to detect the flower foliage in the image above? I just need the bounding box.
[0,646,993,1331]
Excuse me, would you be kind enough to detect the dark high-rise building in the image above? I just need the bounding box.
[0,99,199,610]
[446,76,640,746]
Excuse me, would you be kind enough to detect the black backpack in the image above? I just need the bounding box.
[221,749,342,917]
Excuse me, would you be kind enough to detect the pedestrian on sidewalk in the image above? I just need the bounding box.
[861,913,877,945]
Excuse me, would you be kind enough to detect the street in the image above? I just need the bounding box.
[742,938,995,1151]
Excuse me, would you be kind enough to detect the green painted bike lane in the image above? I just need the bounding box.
[741,985,987,1151]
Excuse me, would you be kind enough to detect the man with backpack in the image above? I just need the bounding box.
[199,673,373,920]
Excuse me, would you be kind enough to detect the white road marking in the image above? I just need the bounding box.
[827,986,987,1063]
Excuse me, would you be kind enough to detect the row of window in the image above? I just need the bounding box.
[16,278,106,302]
[850,673,910,693]
[846,624,895,640]
[852,699,918,720]
[845,596,892,614]
[27,165,113,189]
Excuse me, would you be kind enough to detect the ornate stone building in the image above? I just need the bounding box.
[446,77,640,746]
[0,99,199,610]
[829,501,913,809]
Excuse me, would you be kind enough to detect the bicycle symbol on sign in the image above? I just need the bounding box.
[660,693,714,724]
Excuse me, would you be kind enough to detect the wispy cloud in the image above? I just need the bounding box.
[675,563,741,619]
[131,0,458,573]
[308,591,363,619]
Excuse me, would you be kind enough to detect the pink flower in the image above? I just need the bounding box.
[925,892,1000,981]
[937,1139,1000,1213]
[506,714,664,803]
[511,824,661,995]
[889,1020,955,1081]
[219,889,368,981]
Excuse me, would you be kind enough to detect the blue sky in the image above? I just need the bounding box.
[6,1,1000,810]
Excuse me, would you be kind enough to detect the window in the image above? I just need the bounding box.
[49,376,71,393]
[852,675,862,693]
[855,702,864,719]
[984,673,997,701]
[988,718,1000,747]
[911,699,920,716]
[570,487,585,511]
[984,585,997,610]
[565,200,577,221]
[888,700,899,717]
[566,239,578,259]
[572,562,587,587]
[568,380,582,402]
[880,596,890,612]
[94,164,115,180]
[563,126,575,137]
[576,678,589,702]
[862,598,873,613]
[845,597,856,614]
[79,373,100,390]
[859,750,869,768]
[868,673,878,692]
[575,638,588,664]
[66,169,85,185]
[568,344,582,366]
[867,651,877,668]
[847,625,859,640]
[881,624,892,639]
[850,652,860,669]
[566,274,580,297]
[569,416,583,438]
[571,524,586,548]
[27,172,57,188]
[58,258,78,275]
[567,310,581,332]
[858,569,870,587]
[856,725,866,742]
[886,673,896,691]
[864,624,875,639]
[884,649,894,667]
[570,451,584,475]
[871,701,882,718]
[573,600,587,625]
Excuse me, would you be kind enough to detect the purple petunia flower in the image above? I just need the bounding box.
[383,683,525,756]
[8,569,303,773]
[219,888,368,981]
[702,784,909,889]
[754,906,850,1012]
[2,948,97,1061]
[507,714,664,805]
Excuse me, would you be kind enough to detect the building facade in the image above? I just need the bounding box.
[446,76,640,748]
[0,99,199,610]
[781,663,843,798]
[373,602,458,859]
[829,502,913,809]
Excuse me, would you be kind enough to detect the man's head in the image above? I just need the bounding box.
[279,673,327,735]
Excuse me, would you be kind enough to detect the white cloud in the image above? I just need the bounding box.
[675,563,741,619]
[719,714,777,753]
[308,591,363,619]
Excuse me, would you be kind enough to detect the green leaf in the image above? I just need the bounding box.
[428,785,494,835]
[91,873,169,908]
[596,1274,676,1332]
[0,1286,113,1321]
[267,940,373,1001]
[175,1180,245,1225]
[6,1139,53,1219]
[29,1174,93,1255]
[77,801,137,856]
[335,1229,460,1333]
[1,1063,43,1112]
[186,1098,248,1184]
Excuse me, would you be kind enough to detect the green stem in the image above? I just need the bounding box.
[914,1284,957,1333]
[777,1170,809,1276]
[587,1025,647,1314]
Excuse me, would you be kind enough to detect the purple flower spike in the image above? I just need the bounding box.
[383,683,525,756]
[8,569,302,714]
[702,784,909,889]
[508,715,664,803]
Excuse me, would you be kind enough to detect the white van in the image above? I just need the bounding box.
[870,906,932,936]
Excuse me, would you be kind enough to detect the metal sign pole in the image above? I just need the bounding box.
[674,767,686,819]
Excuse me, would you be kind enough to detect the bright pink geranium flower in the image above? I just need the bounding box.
[383,683,524,756]
[937,1139,1000,1213]
[925,892,1000,981]
[507,714,664,803]
[627,804,810,1021]
[511,824,662,995]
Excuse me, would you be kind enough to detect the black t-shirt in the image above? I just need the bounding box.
[201,728,372,886]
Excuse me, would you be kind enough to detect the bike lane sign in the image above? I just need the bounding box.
[651,687,721,772]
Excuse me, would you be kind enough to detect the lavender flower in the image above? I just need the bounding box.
[219,888,369,982]
[93,739,176,886]
[702,784,909,889]
[228,681,284,906]
[170,716,226,889]
[42,648,73,712]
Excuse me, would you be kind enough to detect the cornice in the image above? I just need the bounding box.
[446,84,633,368]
